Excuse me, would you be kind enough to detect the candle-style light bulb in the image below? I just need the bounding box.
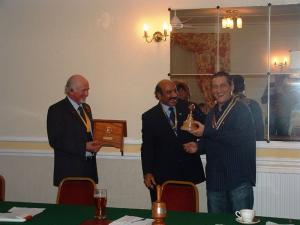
[163,22,168,36]
[143,24,149,38]
[226,17,231,28]
[222,18,227,28]
[237,17,242,29]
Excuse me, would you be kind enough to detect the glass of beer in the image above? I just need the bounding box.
[94,188,107,220]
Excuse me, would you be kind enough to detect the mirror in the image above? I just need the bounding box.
[170,4,300,141]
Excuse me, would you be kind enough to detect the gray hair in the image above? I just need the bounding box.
[64,77,75,94]
[64,74,84,94]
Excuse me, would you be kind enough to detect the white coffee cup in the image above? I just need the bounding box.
[235,209,255,223]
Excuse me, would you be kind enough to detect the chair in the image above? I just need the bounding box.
[56,177,96,206]
[161,180,199,212]
[0,175,5,201]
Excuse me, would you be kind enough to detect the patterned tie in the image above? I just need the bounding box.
[169,107,175,126]
[78,106,86,122]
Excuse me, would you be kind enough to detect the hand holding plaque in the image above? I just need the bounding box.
[181,104,197,131]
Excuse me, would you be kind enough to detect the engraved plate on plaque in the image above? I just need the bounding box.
[103,126,113,140]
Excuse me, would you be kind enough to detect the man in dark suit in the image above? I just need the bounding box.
[232,75,265,140]
[47,74,102,186]
[141,79,206,202]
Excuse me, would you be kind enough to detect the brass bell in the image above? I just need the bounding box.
[181,104,196,131]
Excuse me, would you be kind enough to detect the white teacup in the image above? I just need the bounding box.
[235,209,255,223]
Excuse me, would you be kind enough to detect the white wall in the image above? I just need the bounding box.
[1,150,300,218]
[1,0,300,141]
[0,151,207,211]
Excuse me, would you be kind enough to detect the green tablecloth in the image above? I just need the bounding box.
[0,201,299,225]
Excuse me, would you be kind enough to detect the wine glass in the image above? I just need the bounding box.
[94,188,107,220]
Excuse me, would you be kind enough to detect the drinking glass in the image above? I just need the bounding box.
[94,188,107,220]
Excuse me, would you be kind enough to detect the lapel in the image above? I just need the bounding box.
[175,99,190,129]
[82,104,91,118]
[176,106,185,128]
[63,97,86,129]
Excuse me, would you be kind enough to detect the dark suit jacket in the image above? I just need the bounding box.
[47,97,98,186]
[141,100,205,185]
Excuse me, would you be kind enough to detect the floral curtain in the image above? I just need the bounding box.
[171,33,230,110]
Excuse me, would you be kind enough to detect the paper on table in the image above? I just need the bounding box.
[132,219,153,225]
[109,215,154,225]
[8,207,45,217]
[0,213,26,222]
[0,207,46,222]
[266,221,295,225]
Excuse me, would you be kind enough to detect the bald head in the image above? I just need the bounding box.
[155,79,177,106]
[65,75,87,94]
[65,74,90,104]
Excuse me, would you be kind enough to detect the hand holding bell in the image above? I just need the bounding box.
[181,104,197,131]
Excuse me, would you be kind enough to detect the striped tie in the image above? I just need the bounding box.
[78,106,86,122]
[169,107,175,125]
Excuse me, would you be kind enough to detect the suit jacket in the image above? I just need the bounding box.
[141,100,205,185]
[47,97,98,186]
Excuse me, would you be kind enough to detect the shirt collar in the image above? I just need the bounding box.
[67,96,81,111]
[160,103,176,117]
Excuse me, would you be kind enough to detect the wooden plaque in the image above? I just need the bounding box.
[93,119,127,156]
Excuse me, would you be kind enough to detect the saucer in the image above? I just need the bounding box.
[235,217,260,224]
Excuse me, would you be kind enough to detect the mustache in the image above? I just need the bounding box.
[168,97,177,101]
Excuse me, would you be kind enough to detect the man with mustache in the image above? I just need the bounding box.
[184,72,256,213]
[47,74,102,186]
[141,79,206,202]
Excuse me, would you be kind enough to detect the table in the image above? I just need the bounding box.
[0,201,299,225]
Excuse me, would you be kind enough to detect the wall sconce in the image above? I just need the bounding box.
[143,22,171,43]
[273,57,288,69]
[222,10,242,29]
